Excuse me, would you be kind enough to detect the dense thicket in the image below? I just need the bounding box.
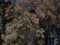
[0,0,60,45]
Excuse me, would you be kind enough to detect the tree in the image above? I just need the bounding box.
[1,0,59,45]
[0,0,15,45]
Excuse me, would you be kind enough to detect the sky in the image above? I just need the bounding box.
[0,0,2,2]
[13,0,17,4]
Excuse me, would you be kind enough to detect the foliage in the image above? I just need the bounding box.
[0,0,60,45]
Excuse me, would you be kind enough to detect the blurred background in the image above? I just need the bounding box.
[0,0,60,45]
